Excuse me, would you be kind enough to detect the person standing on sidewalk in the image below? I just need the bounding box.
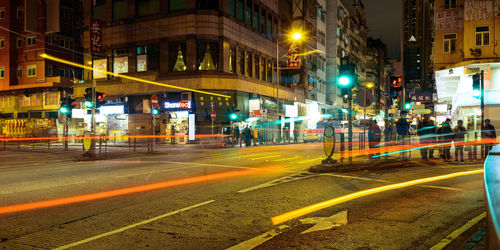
[482,119,497,158]
[368,120,382,159]
[396,111,410,159]
[453,119,467,162]
[438,118,453,162]
[234,125,240,147]
[253,126,259,146]
[417,114,435,160]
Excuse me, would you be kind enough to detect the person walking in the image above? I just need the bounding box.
[234,125,240,147]
[396,111,410,159]
[438,118,453,162]
[368,120,382,159]
[245,126,252,146]
[482,119,497,158]
[417,114,436,160]
[453,120,467,162]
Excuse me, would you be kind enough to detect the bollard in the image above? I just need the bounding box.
[339,133,345,163]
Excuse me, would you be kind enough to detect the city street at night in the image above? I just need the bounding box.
[0,144,485,249]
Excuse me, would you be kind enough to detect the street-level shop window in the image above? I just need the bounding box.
[443,33,457,53]
[229,46,236,73]
[169,41,187,72]
[30,93,42,106]
[136,45,148,72]
[444,0,456,9]
[0,38,4,49]
[27,36,36,46]
[170,0,186,11]
[136,0,159,17]
[27,65,36,77]
[0,67,4,78]
[17,67,22,79]
[0,8,4,19]
[19,96,30,107]
[246,51,252,77]
[476,26,490,46]
[112,0,128,20]
[197,40,218,71]
[17,7,23,19]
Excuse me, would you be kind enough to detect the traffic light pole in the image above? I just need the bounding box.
[348,88,353,165]
[481,70,485,136]
[152,113,156,152]
[91,79,96,159]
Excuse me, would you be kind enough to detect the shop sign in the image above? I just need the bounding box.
[285,104,298,117]
[99,105,124,115]
[189,114,195,141]
[164,101,191,109]
[465,0,494,20]
[435,10,463,31]
[113,56,128,74]
[89,18,103,55]
[249,99,260,112]
[287,42,301,69]
[170,111,189,118]
[435,104,448,113]
[409,93,432,102]
[464,67,481,75]
[93,59,107,79]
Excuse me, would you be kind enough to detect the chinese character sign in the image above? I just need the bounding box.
[90,18,103,55]
[465,0,494,20]
[287,42,301,69]
[435,10,464,31]
[409,93,432,103]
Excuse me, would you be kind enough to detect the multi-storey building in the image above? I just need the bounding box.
[402,0,434,91]
[365,37,387,117]
[0,0,82,137]
[434,0,500,129]
[74,0,307,143]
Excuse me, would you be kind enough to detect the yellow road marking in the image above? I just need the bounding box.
[298,157,324,164]
[429,212,486,250]
[251,155,280,160]
[272,156,302,162]
[271,169,484,225]
[53,200,215,250]
[231,153,264,159]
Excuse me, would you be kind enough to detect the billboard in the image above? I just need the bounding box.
[435,10,463,32]
[287,42,301,69]
[90,18,103,55]
[465,0,494,20]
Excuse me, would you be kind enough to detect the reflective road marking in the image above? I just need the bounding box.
[53,200,215,250]
[226,225,289,250]
[429,212,486,250]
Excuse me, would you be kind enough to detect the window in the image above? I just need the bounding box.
[229,46,236,73]
[0,67,4,78]
[27,65,36,77]
[267,60,272,82]
[254,54,260,79]
[136,0,159,17]
[169,41,187,72]
[58,67,65,76]
[47,64,53,76]
[253,4,259,30]
[170,0,186,11]
[27,36,36,46]
[30,93,42,106]
[261,10,266,33]
[267,14,272,35]
[197,40,219,71]
[229,0,236,16]
[246,52,252,77]
[92,0,106,20]
[238,49,245,75]
[238,0,244,22]
[17,7,23,19]
[476,26,490,46]
[0,8,4,19]
[17,67,22,78]
[136,46,148,72]
[245,0,252,26]
[318,31,325,45]
[444,0,456,9]
[0,38,4,49]
[113,0,128,20]
[197,0,218,10]
[19,96,30,107]
[443,33,457,53]
[260,57,265,80]
[45,92,59,106]
[59,38,65,48]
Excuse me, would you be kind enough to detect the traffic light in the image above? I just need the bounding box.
[472,73,481,98]
[84,87,93,108]
[59,97,75,114]
[230,113,238,120]
[338,60,355,88]
[96,92,106,108]
[152,108,159,115]
[404,102,412,110]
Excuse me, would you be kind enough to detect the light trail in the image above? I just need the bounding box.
[271,169,484,225]
[0,166,282,215]
[40,53,231,99]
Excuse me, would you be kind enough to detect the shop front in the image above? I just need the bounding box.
[162,100,196,144]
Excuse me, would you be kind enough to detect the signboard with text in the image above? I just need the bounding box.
[409,93,433,103]
[287,42,301,69]
[90,18,103,55]
[435,10,463,31]
[465,0,494,20]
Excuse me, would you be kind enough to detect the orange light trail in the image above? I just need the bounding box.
[271,169,484,225]
[0,166,282,215]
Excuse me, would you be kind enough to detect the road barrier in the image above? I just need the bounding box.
[484,143,500,249]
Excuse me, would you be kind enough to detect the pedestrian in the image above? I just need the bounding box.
[253,126,259,146]
[417,114,436,160]
[482,118,497,158]
[244,126,252,146]
[234,125,240,147]
[170,124,176,144]
[453,119,467,162]
[368,120,382,159]
[396,111,410,159]
[438,118,453,162]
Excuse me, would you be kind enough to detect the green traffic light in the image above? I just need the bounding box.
[404,103,411,110]
[230,113,237,120]
[338,76,351,86]
[152,109,159,115]
[472,90,481,98]
[59,106,69,114]
[84,101,93,108]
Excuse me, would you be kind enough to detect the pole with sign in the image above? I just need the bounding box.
[322,126,337,164]
[151,94,158,152]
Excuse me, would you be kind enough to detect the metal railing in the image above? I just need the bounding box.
[484,143,500,249]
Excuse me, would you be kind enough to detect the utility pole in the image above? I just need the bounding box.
[480,70,485,138]
[90,79,96,159]
[348,88,353,165]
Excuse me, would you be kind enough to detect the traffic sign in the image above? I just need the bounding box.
[211,110,216,121]
[357,90,373,108]
[151,94,158,109]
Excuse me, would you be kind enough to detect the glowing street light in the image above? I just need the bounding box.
[292,32,303,41]
[366,82,374,88]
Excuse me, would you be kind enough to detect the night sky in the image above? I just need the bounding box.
[364,0,402,60]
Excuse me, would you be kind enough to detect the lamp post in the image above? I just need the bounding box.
[363,83,374,148]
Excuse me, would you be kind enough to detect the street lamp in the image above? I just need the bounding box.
[292,32,303,41]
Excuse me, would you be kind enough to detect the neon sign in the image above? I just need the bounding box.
[164,101,191,109]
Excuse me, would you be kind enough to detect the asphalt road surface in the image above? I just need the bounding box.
[0,144,485,249]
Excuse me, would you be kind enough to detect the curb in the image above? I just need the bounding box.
[309,158,416,173]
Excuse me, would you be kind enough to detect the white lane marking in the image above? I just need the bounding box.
[429,212,486,250]
[300,210,348,234]
[272,156,302,162]
[53,200,215,250]
[226,225,289,250]
[418,185,463,191]
[251,155,280,160]
[0,181,87,195]
[116,165,200,178]
[238,173,317,193]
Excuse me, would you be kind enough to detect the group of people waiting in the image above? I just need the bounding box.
[417,114,497,162]
[233,125,263,147]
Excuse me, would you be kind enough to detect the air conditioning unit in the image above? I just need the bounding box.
[181,92,192,102]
